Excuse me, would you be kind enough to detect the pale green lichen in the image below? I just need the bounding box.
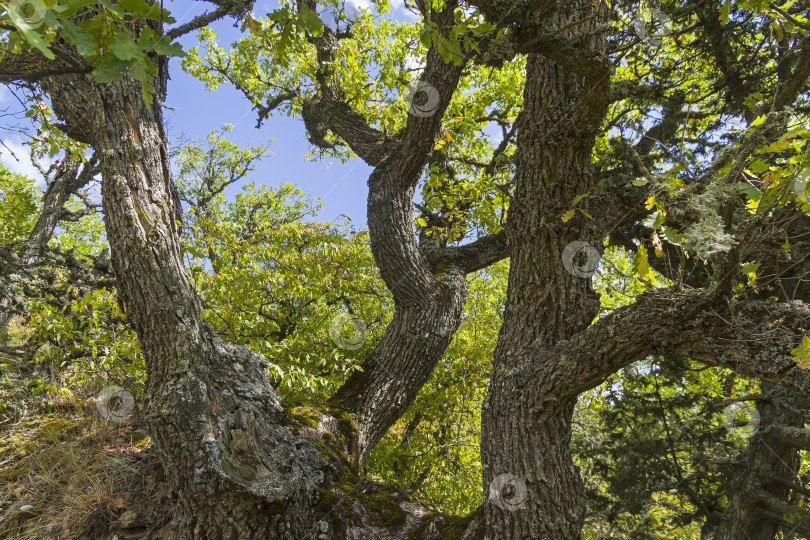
[682,214,738,260]
[671,179,740,260]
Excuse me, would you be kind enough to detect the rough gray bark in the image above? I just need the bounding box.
[310,2,511,465]
[326,28,472,461]
[479,2,611,537]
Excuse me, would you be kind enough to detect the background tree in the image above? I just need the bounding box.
[0,153,102,342]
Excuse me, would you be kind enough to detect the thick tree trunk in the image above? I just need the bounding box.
[329,170,468,464]
[41,72,332,537]
[480,2,610,537]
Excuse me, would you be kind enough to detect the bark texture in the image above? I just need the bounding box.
[477,1,612,537]
[39,71,332,537]
[323,1,503,465]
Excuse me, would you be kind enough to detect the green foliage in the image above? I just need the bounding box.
[738,123,810,214]
[0,164,39,244]
[173,130,506,512]
[175,129,385,397]
[793,334,810,368]
[26,288,144,395]
[174,124,272,207]
[578,247,755,538]
[158,130,513,513]
[576,357,759,539]
[0,162,139,399]
[595,246,670,314]
[1,0,184,103]
[184,182,384,396]
[594,1,810,271]
[183,0,524,242]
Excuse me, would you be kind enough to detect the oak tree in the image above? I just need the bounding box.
[2,0,810,538]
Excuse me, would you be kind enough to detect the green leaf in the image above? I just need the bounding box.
[420,27,434,48]
[151,37,185,58]
[141,79,156,105]
[750,114,767,127]
[662,226,684,244]
[749,159,770,174]
[137,27,185,58]
[643,210,664,230]
[298,5,324,37]
[95,0,123,15]
[126,55,157,81]
[93,57,129,83]
[111,30,141,60]
[471,22,496,36]
[793,334,810,369]
[59,20,96,56]
[571,192,589,206]
[719,0,730,24]
[632,245,651,278]
[116,0,165,20]
[54,0,97,17]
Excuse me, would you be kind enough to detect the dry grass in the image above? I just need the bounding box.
[0,399,168,539]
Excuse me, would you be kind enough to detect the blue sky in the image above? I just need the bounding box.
[164,0,377,224]
[1,0,415,226]
[163,0,419,224]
